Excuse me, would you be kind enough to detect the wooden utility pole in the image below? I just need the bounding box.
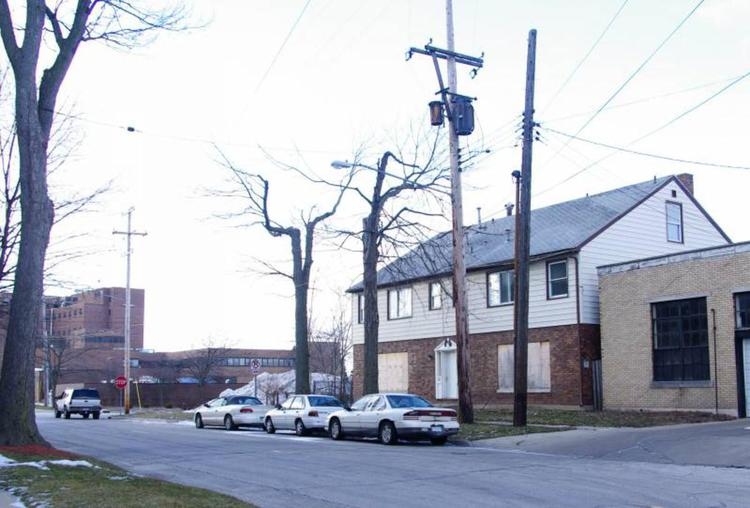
[444,0,473,424]
[513,29,537,427]
[113,208,147,415]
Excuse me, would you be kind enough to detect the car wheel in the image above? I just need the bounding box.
[329,418,343,440]
[431,436,447,446]
[195,414,204,429]
[93,412,100,420]
[224,415,236,431]
[265,417,275,434]
[83,413,89,419]
[64,408,71,419]
[294,419,307,437]
[55,410,61,419]
[379,421,398,445]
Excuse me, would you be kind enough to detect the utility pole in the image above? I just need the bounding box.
[406,0,483,423]
[113,208,147,414]
[513,29,537,427]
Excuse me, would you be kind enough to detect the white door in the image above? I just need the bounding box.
[744,339,750,417]
[435,341,458,400]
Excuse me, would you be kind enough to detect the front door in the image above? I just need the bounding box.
[435,340,457,400]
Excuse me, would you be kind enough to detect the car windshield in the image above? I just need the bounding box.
[307,396,343,407]
[386,394,433,409]
[72,389,99,399]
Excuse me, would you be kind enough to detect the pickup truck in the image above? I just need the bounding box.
[55,388,102,420]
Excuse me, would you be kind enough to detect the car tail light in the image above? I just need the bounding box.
[308,410,319,417]
[239,407,254,413]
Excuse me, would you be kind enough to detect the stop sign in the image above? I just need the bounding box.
[115,376,127,390]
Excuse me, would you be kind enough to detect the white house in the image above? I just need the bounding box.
[348,174,730,407]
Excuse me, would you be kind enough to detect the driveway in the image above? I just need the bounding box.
[475,419,750,468]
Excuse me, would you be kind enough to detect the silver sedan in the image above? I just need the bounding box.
[264,394,346,436]
[194,395,273,431]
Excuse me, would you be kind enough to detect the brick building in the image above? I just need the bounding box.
[45,287,145,349]
[599,242,750,417]
[349,174,730,407]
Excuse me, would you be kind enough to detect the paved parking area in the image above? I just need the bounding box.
[475,418,750,468]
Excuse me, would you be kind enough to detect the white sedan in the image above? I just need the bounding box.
[193,395,272,431]
[326,393,459,445]
[264,394,346,436]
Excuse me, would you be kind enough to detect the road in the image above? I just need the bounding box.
[38,411,750,508]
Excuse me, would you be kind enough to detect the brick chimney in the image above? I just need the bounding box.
[676,173,694,195]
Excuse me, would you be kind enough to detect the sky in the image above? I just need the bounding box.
[17,0,750,352]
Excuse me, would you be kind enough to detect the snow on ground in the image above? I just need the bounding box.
[0,455,95,471]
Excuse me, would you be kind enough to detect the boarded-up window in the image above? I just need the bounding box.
[497,342,551,393]
[379,352,408,392]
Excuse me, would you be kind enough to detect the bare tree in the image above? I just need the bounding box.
[310,303,352,402]
[336,133,450,396]
[216,151,353,394]
[178,339,230,386]
[0,0,186,445]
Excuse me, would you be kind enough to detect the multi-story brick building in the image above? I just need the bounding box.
[45,287,145,350]
[598,242,750,417]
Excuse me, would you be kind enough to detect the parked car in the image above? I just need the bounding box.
[264,394,346,436]
[193,395,273,431]
[55,388,102,420]
[326,393,459,445]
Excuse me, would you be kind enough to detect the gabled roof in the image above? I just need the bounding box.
[348,175,727,291]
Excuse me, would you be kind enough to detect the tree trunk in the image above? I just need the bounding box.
[362,213,379,396]
[291,231,310,394]
[0,77,53,446]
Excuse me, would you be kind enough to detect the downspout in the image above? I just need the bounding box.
[711,308,719,415]
[574,256,583,407]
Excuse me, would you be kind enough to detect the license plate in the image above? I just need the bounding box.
[431,425,444,434]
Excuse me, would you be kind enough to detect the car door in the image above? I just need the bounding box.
[341,395,373,435]
[201,398,220,425]
[276,397,297,429]
[359,395,387,437]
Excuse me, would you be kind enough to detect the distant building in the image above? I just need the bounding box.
[45,287,145,350]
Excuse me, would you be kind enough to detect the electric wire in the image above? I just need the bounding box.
[254,0,313,94]
[541,0,629,115]
[543,127,750,171]
[540,0,705,171]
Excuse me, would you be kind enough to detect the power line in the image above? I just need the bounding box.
[540,0,705,170]
[543,127,750,171]
[541,0,629,115]
[254,0,313,94]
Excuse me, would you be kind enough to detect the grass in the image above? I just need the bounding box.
[0,446,252,508]
[129,407,194,422]
[473,407,734,428]
[455,422,566,441]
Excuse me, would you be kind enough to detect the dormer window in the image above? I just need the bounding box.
[666,202,683,243]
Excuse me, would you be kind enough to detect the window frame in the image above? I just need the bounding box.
[428,282,443,310]
[735,292,750,330]
[651,297,709,383]
[487,269,514,307]
[666,201,684,244]
[357,294,364,324]
[387,286,413,320]
[546,259,569,299]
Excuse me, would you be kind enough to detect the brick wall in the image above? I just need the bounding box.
[600,248,750,415]
[352,323,597,407]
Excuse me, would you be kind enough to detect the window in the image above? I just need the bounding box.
[736,292,750,329]
[487,270,514,307]
[497,342,551,392]
[357,294,364,324]
[652,298,709,382]
[547,260,568,298]
[379,352,409,392]
[666,202,683,243]
[221,357,250,367]
[387,287,412,319]
[429,282,443,310]
[129,359,140,368]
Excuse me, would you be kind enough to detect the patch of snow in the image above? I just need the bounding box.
[0,454,94,470]
[219,370,343,404]
[47,460,94,468]
[0,489,25,508]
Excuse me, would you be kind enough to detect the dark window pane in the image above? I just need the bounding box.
[652,297,709,381]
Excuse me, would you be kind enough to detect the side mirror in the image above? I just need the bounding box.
[275,404,282,410]
[203,403,210,408]
[344,405,351,411]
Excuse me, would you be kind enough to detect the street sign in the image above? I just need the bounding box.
[250,358,261,374]
[115,375,127,390]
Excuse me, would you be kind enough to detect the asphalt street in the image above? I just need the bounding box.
[34,410,750,508]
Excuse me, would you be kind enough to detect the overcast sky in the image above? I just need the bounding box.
[30,0,750,352]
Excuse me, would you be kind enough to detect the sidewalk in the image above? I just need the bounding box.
[473,418,750,468]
